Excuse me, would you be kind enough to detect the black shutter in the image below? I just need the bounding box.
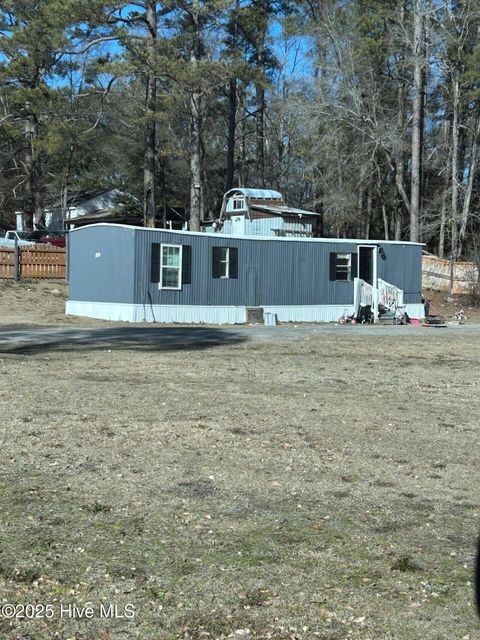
[182,245,192,284]
[329,252,337,281]
[350,253,358,279]
[212,246,221,278]
[229,247,238,279]
[151,243,161,283]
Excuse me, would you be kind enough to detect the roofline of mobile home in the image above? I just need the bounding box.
[70,223,425,247]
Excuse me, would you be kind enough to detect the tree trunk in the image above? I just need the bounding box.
[458,114,480,258]
[382,201,389,240]
[159,157,167,228]
[255,4,268,187]
[410,0,424,242]
[189,1,204,232]
[357,186,363,238]
[255,81,266,187]
[438,183,448,259]
[238,83,247,186]
[61,143,74,230]
[190,89,202,231]
[33,171,44,228]
[225,0,239,192]
[450,71,460,260]
[314,183,324,238]
[226,77,237,192]
[394,1,407,241]
[438,120,451,258]
[365,186,372,239]
[385,149,410,238]
[23,106,41,231]
[143,0,157,229]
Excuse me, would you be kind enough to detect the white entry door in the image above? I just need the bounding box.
[231,215,245,235]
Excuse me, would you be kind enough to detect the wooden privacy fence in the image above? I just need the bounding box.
[0,245,66,280]
[422,253,478,295]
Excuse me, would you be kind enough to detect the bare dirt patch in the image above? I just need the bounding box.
[0,281,479,639]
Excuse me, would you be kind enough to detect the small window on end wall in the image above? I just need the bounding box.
[212,246,238,279]
[233,197,245,210]
[329,252,357,281]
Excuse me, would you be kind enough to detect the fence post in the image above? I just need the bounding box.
[13,237,20,282]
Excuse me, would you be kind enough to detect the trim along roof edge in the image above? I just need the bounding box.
[69,223,425,246]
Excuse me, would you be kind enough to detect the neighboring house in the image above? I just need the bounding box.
[66,205,188,230]
[16,190,190,232]
[16,189,122,231]
[203,188,322,237]
[66,223,425,324]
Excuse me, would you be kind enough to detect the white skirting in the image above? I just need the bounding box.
[66,301,247,324]
[263,305,355,323]
[264,303,425,323]
[404,304,426,319]
[65,301,425,324]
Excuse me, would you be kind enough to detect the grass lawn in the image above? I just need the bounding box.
[0,282,478,638]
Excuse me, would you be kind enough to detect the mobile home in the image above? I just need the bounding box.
[66,224,424,324]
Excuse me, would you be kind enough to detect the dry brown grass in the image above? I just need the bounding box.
[0,281,479,639]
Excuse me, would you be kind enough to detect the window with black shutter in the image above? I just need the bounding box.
[229,247,238,279]
[160,244,182,289]
[182,245,192,284]
[151,244,161,283]
[329,252,356,281]
[212,246,238,279]
[151,243,189,289]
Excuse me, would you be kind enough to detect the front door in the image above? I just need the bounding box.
[358,246,375,285]
[231,215,245,236]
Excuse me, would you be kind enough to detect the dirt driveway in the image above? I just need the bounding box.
[0,281,479,639]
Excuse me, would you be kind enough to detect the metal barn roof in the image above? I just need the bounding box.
[250,204,322,217]
[224,188,283,200]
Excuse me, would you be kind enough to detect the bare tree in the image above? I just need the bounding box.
[143,0,158,228]
[410,0,425,242]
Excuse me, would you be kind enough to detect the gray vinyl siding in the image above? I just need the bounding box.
[68,225,136,303]
[130,228,423,307]
[376,244,423,303]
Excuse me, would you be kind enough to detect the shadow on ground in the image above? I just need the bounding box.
[0,326,248,355]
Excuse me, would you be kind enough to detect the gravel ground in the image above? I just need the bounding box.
[0,280,479,639]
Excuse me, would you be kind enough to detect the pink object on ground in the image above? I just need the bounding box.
[410,318,420,325]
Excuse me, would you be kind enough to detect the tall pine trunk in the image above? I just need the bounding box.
[23,106,42,231]
[255,81,266,187]
[143,0,157,228]
[255,4,268,188]
[189,0,204,231]
[450,71,460,260]
[225,0,239,192]
[226,77,237,192]
[410,0,424,242]
[190,90,203,231]
[458,114,480,257]
[395,75,405,240]
[438,120,451,258]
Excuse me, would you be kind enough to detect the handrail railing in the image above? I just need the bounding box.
[378,278,404,309]
[354,277,404,323]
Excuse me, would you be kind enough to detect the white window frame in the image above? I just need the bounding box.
[232,196,245,211]
[160,244,183,290]
[336,252,351,281]
[357,244,377,287]
[219,247,230,278]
